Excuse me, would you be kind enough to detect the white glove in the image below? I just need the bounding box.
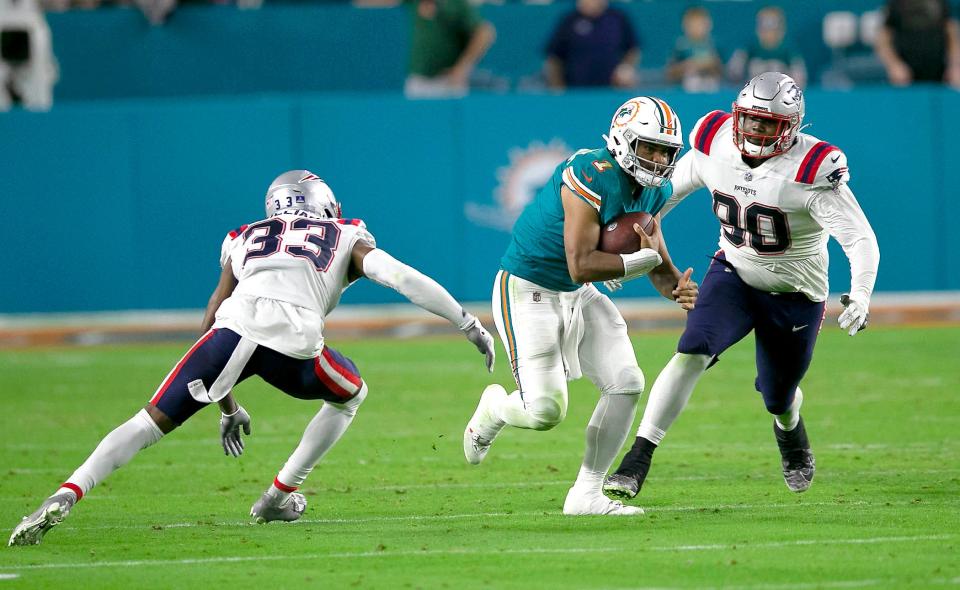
[603,279,623,292]
[461,314,495,372]
[219,406,251,457]
[838,294,869,336]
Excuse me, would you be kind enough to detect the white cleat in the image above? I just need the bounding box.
[463,384,507,465]
[250,491,307,524]
[8,492,76,546]
[563,487,645,516]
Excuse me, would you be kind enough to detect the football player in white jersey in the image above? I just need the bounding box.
[9,170,496,546]
[604,72,880,500]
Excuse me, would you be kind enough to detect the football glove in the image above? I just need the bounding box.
[219,405,251,457]
[838,293,869,336]
[462,315,495,372]
[602,279,623,292]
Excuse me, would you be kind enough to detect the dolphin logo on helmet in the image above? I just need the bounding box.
[265,170,342,219]
[603,96,684,188]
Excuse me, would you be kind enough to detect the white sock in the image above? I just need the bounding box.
[574,393,640,494]
[636,353,711,445]
[775,387,804,431]
[62,409,164,500]
[275,384,367,494]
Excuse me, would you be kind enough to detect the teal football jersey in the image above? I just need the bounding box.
[501,147,673,292]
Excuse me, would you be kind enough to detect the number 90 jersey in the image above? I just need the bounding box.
[667,110,865,303]
[213,212,375,359]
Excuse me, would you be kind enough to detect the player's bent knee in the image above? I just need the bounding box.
[608,366,645,396]
[526,395,566,430]
[761,392,793,416]
[329,382,368,417]
[143,404,176,435]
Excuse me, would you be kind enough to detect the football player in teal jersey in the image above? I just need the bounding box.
[463,97,699,515]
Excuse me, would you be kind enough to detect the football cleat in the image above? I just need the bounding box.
[8,492,76,546]
[603,473,641,500]
[774,417,816,493]
[250,490,307,524]
[463,384,507,465]
[563,487,644,516]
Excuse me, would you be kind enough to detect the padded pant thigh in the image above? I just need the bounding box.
[753,296,825,415]
[492,270,568,428]
[578,289,645,395]
[248,344,365,404]
[677,257,755,359]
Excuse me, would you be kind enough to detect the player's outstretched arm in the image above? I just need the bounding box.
[561,186,661,284]
[350,241,495,371]
[809,185,880,336]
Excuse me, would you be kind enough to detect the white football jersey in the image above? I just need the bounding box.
[667,110,878,303]
[212,212,375,359]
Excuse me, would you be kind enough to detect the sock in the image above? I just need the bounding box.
[62,409,164,500]
[636,353,710,445]
[613,436,658,487]
[275,384,367,494]
[775,387,804,431]
[573,393,640,494]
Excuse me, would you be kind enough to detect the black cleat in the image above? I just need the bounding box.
[603,436,658,500]
[774,417,816,493]
[603,473,641,500]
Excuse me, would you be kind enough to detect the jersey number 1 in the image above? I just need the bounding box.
[243,218,342,271]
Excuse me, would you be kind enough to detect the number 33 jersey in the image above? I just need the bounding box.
[213,212,375,359]
[666,110,878,303]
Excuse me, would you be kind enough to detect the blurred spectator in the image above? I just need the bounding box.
[354,0,496,98]
[0,0,58,111]
[666,5,723,93]
[544,0,639,90]
[728,6,806,88]
[874,0,960,87]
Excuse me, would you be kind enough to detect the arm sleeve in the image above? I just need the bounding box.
[660,151,704,217]
[808,185,880,305]
[362,248,471,329]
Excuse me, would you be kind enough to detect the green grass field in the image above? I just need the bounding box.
[0,326,958,589]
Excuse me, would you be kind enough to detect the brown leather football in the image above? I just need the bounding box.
[598,211,655,254]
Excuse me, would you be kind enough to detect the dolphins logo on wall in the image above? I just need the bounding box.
[465,139,571,232]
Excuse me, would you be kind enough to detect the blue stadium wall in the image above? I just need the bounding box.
[1,87,955,313]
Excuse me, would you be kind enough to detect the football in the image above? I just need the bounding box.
[598,211,655,254]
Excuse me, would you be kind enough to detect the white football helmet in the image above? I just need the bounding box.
[604,96,684,187]
[264,170,341,219]
[732,72,805,158]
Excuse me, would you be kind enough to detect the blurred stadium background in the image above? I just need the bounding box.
[1,0,958,344]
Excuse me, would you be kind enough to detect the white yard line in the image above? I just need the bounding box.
[55,498,956,531]
[1,534,952,572]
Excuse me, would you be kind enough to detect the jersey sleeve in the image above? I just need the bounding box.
[690,110,732,156]
[219,224,249,268]
[337,218,377,248]
[561,156,610,211]
[808,183,879,305]
[795,142,850,190]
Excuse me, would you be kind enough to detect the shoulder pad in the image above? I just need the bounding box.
[795,141,848,188]
[227,224,249,239]
[336,218,367,229]
[692,110,731,155]
[561,157,608,211]
[220,223,249,268]
[338,218,376,247]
